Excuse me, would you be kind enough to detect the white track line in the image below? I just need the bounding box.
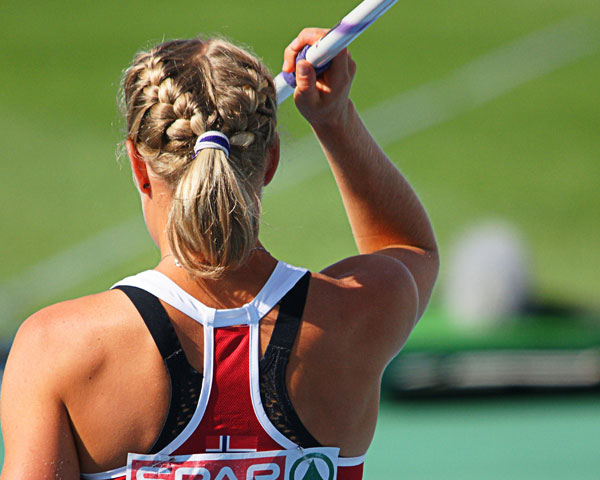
[0,217,148,327]
[1,15,599,328]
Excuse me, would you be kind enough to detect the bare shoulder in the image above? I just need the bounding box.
[318,252,419,320]
[304,253,419,370]
[0,290,143,479]
[13,290,133,350]
[6,289,140,391]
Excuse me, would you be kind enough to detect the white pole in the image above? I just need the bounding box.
[275,0,398,104]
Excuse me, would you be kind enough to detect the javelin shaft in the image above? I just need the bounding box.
[275,0,398,104]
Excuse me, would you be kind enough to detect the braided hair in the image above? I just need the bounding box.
[121,38,277,278]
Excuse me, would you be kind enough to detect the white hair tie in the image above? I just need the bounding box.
[193,131,230,159]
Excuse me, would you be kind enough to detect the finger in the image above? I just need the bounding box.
[282,28,329,72]
[283,29,328,72]
[297,27,329,45]
[294,60,318,105]
[322,48,351,86]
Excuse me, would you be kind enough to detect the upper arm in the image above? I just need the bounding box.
[0,312,80,479]
[373,245,440,319]
[322,243,439,318]
[319,249,435,368]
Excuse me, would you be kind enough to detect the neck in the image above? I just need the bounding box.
[154,243,277,309]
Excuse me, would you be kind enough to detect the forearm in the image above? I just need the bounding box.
[313,101,437,256]
[285,28,438,320]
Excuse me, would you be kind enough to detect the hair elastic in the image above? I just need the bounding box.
[193,131,231,159]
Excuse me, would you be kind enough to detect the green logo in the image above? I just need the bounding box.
[289,453,335,480]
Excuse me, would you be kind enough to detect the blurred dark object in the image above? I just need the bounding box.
[383,304,600,398]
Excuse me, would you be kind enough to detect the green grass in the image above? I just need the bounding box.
[399,308,600,352]
[1,0,600,335]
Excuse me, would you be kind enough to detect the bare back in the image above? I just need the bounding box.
[0,251,414,477]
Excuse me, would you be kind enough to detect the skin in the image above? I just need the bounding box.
[0,29,439,479]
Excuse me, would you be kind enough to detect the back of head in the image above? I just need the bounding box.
[122,38,277,278]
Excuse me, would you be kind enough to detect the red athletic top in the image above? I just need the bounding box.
[81,262,365,480]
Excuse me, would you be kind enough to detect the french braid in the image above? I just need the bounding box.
[121,38,277,277]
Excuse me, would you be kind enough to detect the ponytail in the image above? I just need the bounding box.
[167,147,261,278]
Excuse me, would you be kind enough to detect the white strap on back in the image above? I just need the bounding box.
[112,261,307,328]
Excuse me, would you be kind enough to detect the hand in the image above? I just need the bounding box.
[282,28,357,131]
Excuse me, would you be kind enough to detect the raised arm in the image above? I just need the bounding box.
[283,29,439,339]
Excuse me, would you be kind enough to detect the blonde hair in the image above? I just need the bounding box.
[121,38,277,278]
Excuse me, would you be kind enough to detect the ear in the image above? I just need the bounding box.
[263,134,280,186]
[126,139,151,195]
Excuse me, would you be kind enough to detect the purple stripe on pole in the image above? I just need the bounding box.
[282,70,297,88]
[333,18,377,35]
[282,45,333,88]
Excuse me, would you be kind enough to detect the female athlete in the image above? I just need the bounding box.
[0,28,439,479]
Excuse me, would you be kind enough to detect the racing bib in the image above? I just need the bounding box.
[126,447,340,480]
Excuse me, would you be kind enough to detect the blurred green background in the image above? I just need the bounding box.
[1,0,599,477]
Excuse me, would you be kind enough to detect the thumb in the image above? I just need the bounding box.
[294,60,318,104]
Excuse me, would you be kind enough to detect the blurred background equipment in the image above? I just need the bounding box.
[444,220,531,327]
[1,0,599,478]
[383,221,600,397]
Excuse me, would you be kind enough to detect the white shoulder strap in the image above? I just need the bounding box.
[249,261,308,319]
[112,261,308,328]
